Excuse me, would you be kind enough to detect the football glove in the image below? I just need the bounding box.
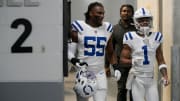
[112,64,121,81]
[71,58,88,72]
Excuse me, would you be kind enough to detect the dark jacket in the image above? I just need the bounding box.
[112,19,136,66]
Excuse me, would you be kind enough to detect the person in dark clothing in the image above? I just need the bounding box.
[112,4,136,101]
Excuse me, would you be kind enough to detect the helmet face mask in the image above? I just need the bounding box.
[134,8,153,36]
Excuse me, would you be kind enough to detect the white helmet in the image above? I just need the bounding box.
[74,69,97,98]
[133,8,153,35]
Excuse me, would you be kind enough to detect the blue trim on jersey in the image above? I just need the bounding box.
[107,24,112,32]
[110,27,113,32]
[71,23,79,32]
[155,32,160,41]
[125,34,128,40]
[159,34,163,42]
[128,32,133,40]
[142,8,145,15]
[75,21,83,31]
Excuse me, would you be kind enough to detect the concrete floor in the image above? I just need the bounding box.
[64,69,118,101]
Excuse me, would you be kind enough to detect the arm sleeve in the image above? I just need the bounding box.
[154,32,163,44]
[68,42,77,60]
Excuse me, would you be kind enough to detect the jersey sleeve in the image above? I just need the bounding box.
[106,22,113,33]
[103,22,113,33]
[154,32,163,43]
[71,20,84,33]
[103,22,113,41]
[123,32,134,48]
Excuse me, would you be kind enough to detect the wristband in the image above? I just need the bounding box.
[159,64,167,70]
[112,64,119,70]
[71,58,79,65]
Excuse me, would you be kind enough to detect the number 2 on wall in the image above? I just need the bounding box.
[11,18,32,53]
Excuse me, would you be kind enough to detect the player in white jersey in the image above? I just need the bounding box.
[120,8,169,101]
[68,2,121,101]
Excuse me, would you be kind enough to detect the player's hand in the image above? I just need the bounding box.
[160,76,169,87]
[112,64,121,81]
[71,58,88,72]
[114,70,121,81]
[76,61,88,72]
[132,57,144,66]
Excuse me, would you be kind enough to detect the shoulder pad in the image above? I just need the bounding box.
[71,20,84,32]
[124,32,134,41]
[154,32,163,42]
[103,22,113,33]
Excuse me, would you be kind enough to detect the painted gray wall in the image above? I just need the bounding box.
[171,46,180,101]
[172,0,180,100]
[71,0,137,25]
[0,0,64,101]
[173,0,180,45]
[0,82,64,101]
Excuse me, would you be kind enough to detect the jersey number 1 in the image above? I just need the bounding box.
[142,45,150,65]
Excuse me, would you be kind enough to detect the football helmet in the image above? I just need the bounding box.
[133,8,153,36]
[74,69,97,98]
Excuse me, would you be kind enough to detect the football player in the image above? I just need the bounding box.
[120,7,169,101]
[68,2,121,101]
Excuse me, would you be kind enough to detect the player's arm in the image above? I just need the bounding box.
[156,45,168,77]
[68,29,78,61]
[120,44,132,65]
[71,30,78,42]
[104,39,111,77]
[68,29,88,71]
[106,35,121,80]
[106,35,118,64]
[156,44,169,86]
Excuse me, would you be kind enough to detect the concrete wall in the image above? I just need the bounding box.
[173,0,180,45]
[162,0,173,101]
[172,0,180,101]
[0,0,64,101]
[71,0,136,25]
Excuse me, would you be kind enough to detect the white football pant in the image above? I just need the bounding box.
[132,77,159,101]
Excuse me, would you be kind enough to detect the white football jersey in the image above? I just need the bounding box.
[123,31,163,77]
[71,20,113,73]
